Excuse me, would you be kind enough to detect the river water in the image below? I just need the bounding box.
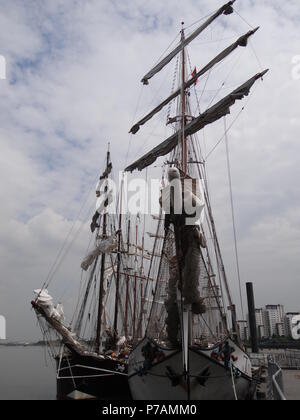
[0,345,56,400]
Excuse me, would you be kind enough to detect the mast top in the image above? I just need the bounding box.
[141,1,237,85]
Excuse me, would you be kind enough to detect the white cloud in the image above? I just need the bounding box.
[0,0,300,339]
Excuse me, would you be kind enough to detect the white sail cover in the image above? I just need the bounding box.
[34,289,53,303]
[160,168,205,225]
[53,303,65,322]
[33,289,64,321]
[81,235,118,271]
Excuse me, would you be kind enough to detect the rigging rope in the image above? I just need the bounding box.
[230,362,239,400]
[224,116,245,321]
[41,170,101,291]
[125,31,182,167]
[193,35,236,45]
[205,48,244,112]
[249,40,264,73]
[184,9,218,31]
[197,24,226,109]
[233,8,255,30]
[205,81,260,160]
[151,32,181,69]
[186,48,201,114]
[200,314,218,342]
[45,199,96,289]
[166,55,179,122]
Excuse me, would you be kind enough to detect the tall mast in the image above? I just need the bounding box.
[124,217,131,338]
[132,221,138,340]
[137,235,145,339]
[95,144,110,353]
[113,174,124,342]
[180,23,191,400]
[181,23,187,174]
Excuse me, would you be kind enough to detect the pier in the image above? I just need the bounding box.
[250,350,300,400]
[283,370,300,400]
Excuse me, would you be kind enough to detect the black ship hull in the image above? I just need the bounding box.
[56,351,132,400]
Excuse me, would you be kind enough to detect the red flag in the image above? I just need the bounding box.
[192,67,198,85]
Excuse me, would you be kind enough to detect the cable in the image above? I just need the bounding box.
[184,9,218,31]
[230,362,239,400]
[125,85,144,167]
[204,49,244,112]
[151,32,181,69]
[224,117,245,321]
[41,170,101,292]
[166,55,180,122]
[233,8,255,30]
[205,75,262,160]
[45,199,96,289]
[205,79,258,162]
[249,39,264,73]
[205,106,244,160]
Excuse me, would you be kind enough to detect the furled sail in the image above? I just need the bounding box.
[130,27,259,135]
[81,235,118,271]
[141,1,236,85]
[34,289,65,322]
[32,297,87,355]
[126,69,268,172]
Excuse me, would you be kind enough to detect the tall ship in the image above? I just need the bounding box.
[32,147,150,400]
[125,0,268,400]
[31,0,268,401]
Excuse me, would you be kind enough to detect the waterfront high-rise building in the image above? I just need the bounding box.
[263,305,285,338]
[255,308,265,339]
[284,312,300,337]
[237,320,249,342]
[243,305,300,340]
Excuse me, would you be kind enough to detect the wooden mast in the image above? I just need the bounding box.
[124,217,131,338]
[132,221,138,340]
[95,144,110,353]
[113,174,124,342]
[139,235,145,338]
[180,22,191,400]
[181,23,187,174]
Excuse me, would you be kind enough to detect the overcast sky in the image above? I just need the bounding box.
[0,0,300,341]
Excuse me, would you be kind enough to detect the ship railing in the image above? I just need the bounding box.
[250,350,300,369]
[267,356,287,401]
